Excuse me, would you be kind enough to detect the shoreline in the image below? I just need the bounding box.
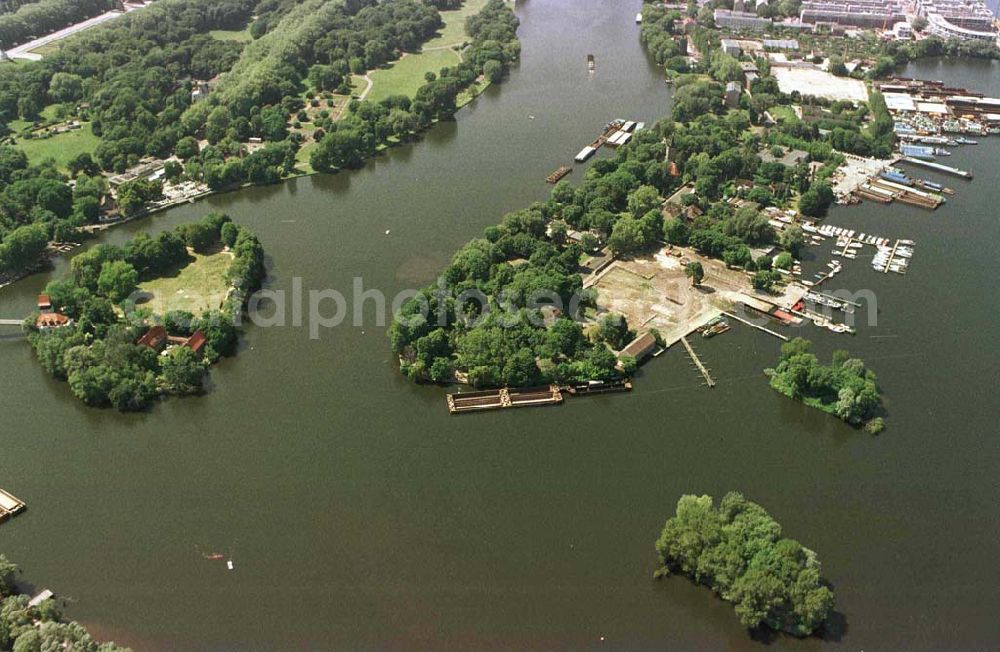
[0,72,497,294]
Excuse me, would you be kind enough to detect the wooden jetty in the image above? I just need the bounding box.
[0,488,26,524]
[883,239,900,274]
[545,166,572,184]
[680,335,716,388]
[0,319,23,326]
[447,385,563,414]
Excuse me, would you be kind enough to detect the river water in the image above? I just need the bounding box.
[1,2,999,649]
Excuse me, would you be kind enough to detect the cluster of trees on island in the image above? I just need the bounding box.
[655,492,835,637]
[0,554,127,651]
[766,337,885,432]
[26,212,264,411]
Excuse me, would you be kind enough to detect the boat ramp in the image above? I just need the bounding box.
[0,488,26,524]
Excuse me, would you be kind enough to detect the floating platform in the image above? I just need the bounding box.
[0,488,26,523]
[546,166,572,184]
[447,385,563,414]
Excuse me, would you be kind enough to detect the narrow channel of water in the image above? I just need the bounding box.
[1,6,999,650]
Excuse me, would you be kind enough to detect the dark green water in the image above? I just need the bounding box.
[2,3,999,648]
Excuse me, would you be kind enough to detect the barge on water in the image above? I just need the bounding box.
[0,488,26,524]
[546,165,572,184]
[447,385,563,414]
[565,379,632,395]
[899,156,973,179]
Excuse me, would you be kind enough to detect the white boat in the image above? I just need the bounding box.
[636,12,643,23]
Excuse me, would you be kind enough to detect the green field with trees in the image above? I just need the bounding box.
[15,122,100,169]
[366,49,460,105]
[766,337,885,432]
[137,249,233,315]
[26,212,264,411]
[655,492,835,636]
[0,553,128,650]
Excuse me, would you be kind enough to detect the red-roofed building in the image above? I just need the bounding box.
[37,294,52,312]
[182,330,207,357]
[35,313,71,330]
[137,325,168,351]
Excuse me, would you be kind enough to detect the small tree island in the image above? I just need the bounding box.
[655,492,835,637]
[766,337,885,433]
[25,213,265,411]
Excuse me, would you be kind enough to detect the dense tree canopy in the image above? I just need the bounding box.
[766,337,884,430]
[655,492,835,636]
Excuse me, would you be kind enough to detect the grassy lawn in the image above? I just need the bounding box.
[768,105,799,123]
[424,0,488,49]
[295,141,317,175]
[138,250,234,316]
[367,49,460,103]
[210,26,253,42]
[17,123,100,169]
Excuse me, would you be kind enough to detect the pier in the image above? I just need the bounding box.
[0,319,23,326]
[883,240,900,274]
[680,335,716,388]
[723,310,790,341]
[899,157,973,179]
[0,488,26,524]
[447,385,563,414]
